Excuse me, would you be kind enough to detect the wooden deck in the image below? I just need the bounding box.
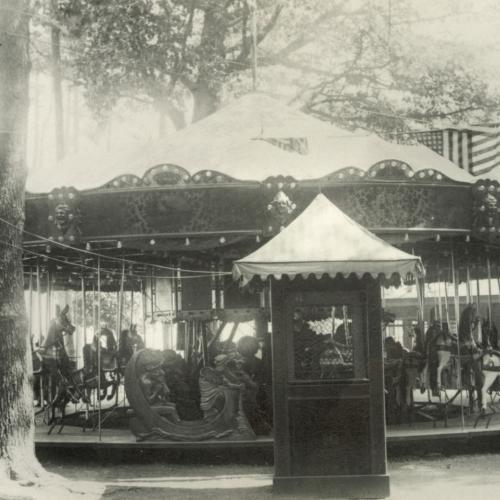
[34,416,500,450]
[35,425,275,449]
[34,391,500,451]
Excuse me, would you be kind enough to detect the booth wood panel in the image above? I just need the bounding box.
[271,277,388,495]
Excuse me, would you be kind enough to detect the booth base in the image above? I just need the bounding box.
[273,474,390,499]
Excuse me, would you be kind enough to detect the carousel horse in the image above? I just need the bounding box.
[82,327,120,403]
[34,305,85,428]
[419,322,453,394]
[475,318,500,416]
[383,336,425,423]
[118,324,145,374]
[420,305,483,410]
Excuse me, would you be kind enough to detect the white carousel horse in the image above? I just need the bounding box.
[479,351,500,413]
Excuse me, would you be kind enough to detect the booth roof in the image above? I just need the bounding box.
[27,93,475,192]
[233,194,423,284]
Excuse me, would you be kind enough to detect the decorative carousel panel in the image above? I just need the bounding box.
[367,160,414,180]
[319,184,472,230]
[191,170,238,184]
[25,179,473,243]
[142,164,191,186]
[102,174,142,189]
[79,187,268,237]
[261,175,299,191]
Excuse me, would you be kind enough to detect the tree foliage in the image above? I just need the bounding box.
[35,0,500,137]
[56,0,283,129]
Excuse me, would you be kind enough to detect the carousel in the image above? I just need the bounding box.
[22,93,500,455]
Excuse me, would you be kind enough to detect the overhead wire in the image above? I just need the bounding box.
[0,215,232,275]
[0,238,228,281]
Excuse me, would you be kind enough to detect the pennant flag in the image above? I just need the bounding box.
[253,137,309,155]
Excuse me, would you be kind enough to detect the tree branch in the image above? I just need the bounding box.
[227,4,283,72]
[273,4,368,60]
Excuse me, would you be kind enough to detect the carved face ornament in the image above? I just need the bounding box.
[54,203,72,231]
[269,190,296,216]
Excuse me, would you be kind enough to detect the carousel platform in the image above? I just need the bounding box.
[34,426,275,450]
[34,416,500,452]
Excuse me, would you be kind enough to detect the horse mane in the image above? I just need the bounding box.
[458,304,476,342]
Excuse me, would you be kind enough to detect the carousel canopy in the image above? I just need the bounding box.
[27,93,474,192]
[233,194,423,284]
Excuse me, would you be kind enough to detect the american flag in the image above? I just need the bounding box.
[413,125,500,175]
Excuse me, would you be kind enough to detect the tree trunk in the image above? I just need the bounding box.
[190,5,226,123]
[0,3,102,498]
[0,0,37,483]
[158,98,187,137]
[191,83,218,123]
[50,0,65,160]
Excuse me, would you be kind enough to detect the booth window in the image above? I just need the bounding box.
[291,304,366,381]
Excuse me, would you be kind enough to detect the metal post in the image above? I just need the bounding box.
[141,279,147,347]
[466,262,472,305]
[36,260,42,344]
[118,261,125,336]
[81,273,87,344]
[28,268,33,342]
[415,275,425,345]
[451,251,465,430]
[487,256,493,329]
[437,262,443,328]
[150,267,155,321]
[176,266,182,311]
[218,262,224,310]
[476,270,481,310]
[442,271,450,328]
[46,268,51,334]
[92,281,96,333]
[97,257,102,441]
[171,268,176,313]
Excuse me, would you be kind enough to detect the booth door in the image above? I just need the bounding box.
[271,281,388,497]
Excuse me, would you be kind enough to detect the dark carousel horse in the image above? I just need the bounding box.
[33,305,88,430]
[81,327,121,404]
[383,335,425,424]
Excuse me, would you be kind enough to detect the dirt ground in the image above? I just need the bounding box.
[24,448,500,500]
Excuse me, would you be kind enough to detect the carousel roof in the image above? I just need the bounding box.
[26,93,475,192]
[233,194,423,284]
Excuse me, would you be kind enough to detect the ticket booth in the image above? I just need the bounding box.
[234,194,422,499]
